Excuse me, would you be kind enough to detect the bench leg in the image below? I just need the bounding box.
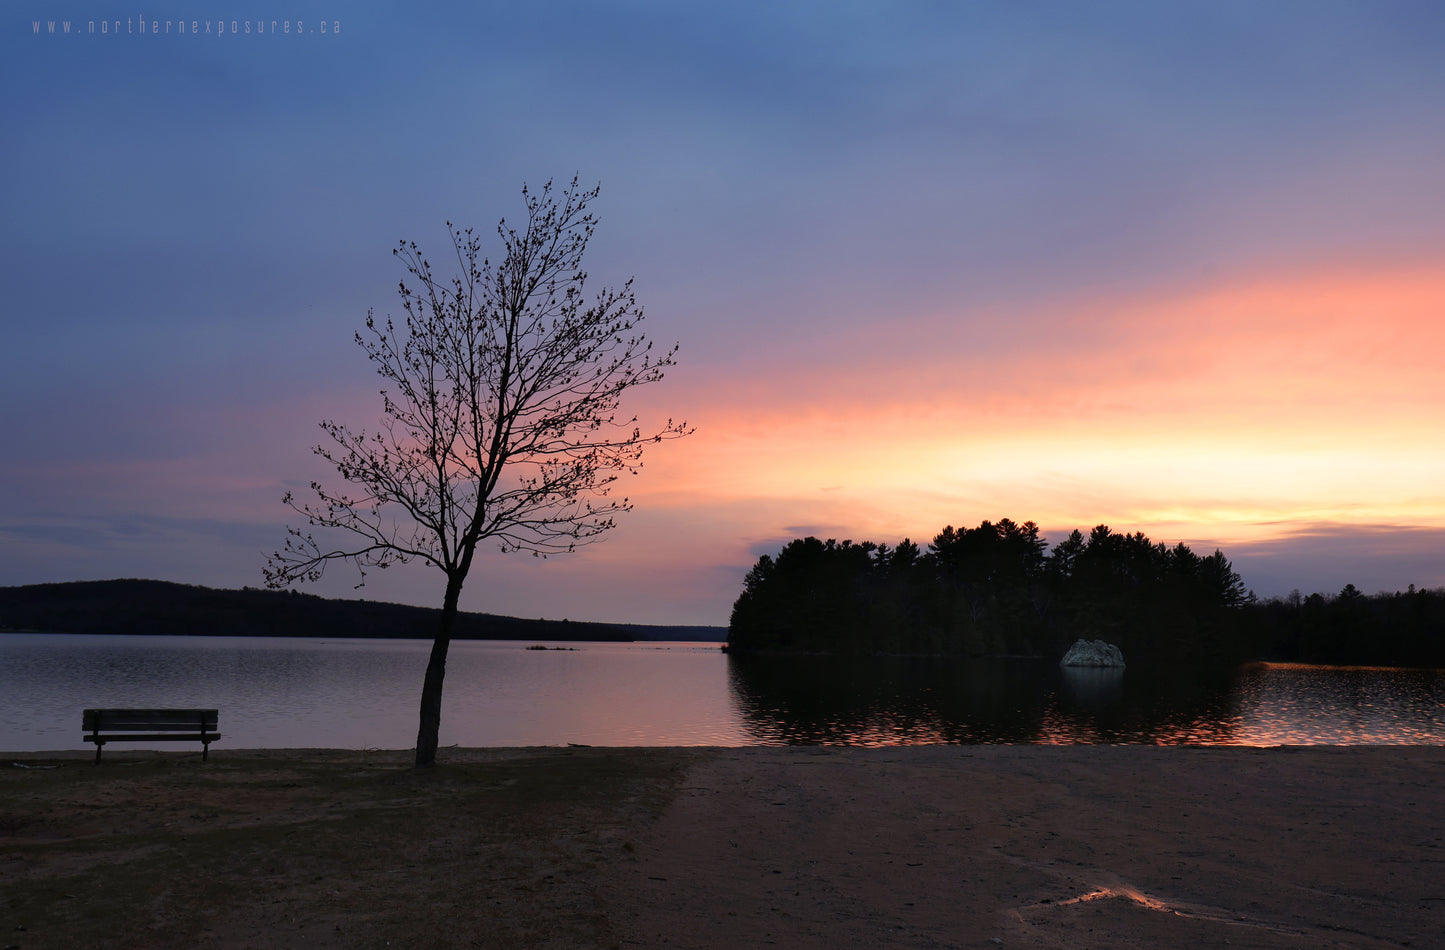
[203,741,209,762]
[94,742,102,765]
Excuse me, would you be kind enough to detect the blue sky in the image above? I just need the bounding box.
[5,1,1445,624]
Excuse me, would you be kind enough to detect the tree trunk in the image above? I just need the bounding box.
[414,573,464,769]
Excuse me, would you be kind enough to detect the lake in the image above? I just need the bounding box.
[2,634,1443,751]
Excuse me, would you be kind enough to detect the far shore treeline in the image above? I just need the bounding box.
[727,519,1445,667]
[0,580,723,643]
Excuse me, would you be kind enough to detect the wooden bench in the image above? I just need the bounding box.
[82,709,220,764]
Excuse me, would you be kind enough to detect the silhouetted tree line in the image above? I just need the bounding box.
[730,521,1445,665]
[1242,584,1445,667]
[731,519,1254,663]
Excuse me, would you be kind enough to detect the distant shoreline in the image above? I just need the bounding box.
[0,578,726,642]
[0,627,728,642]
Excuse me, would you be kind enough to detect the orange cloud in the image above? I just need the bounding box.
[635,264,1445,556]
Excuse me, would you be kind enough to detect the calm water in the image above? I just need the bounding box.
[1,634,1442,751]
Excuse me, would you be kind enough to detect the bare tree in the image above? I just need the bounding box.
[265,178,690,767]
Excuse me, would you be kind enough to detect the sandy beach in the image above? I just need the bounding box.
[3,745,1442,949]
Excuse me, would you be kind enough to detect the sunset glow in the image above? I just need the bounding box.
[6,3,1445,623]
[643,266,1445,561]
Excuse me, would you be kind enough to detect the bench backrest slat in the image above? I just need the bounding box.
[83,709,219,731]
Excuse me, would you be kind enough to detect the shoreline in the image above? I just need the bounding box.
[7,735,1445,759]
[4,745,1442,948]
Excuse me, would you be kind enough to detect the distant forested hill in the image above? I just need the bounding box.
[0,580,725,642]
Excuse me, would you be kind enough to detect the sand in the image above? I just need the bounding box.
[3,745,1442,948]
[601,746,1445,949]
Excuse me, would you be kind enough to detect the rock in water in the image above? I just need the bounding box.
[1060,639,1126,668]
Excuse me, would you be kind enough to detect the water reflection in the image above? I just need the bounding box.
[728,655,1445,746]
[727,654,1053,745]
[1230,663,1445,745]
[2,634,1442,750]
[0,635,746,750]
[1058,666,1125,705]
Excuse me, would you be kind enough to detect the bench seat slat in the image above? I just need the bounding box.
[82,708,221,762]
[87,732,221,743]
[84,709,217,728]
[87,722,218,731]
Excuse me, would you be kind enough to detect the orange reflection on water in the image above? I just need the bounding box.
[1141,716,1247,746]
[1225,662,1445,746]
[1253,661,1445,674]
[1035,706,1105,745]
[823,716,951,748]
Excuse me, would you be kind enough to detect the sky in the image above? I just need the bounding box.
[4,1,1445,626]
